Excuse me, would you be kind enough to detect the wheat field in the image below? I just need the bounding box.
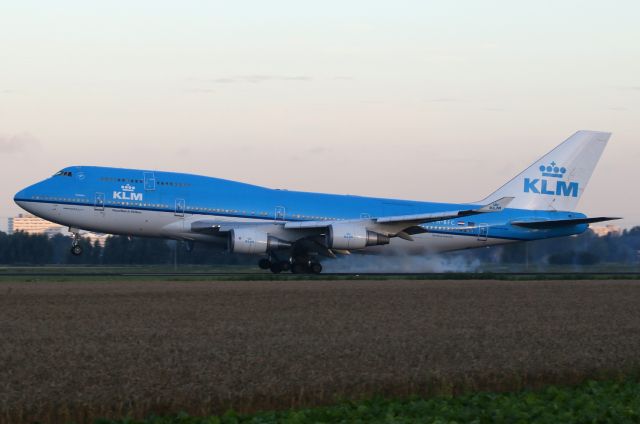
[1,279,640,423]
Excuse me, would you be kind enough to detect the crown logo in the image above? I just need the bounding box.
[121,184,135,192]
[539,162,566,179]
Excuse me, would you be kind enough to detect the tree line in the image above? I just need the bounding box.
[0,232,250,266]
[0,228,639,266]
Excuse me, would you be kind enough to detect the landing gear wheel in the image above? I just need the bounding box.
[309,262,323,274]
[258,258,272,270]
[71,245,83,256]
[292,262,308,274]
[270,263,283,274]
[280,261,291,272]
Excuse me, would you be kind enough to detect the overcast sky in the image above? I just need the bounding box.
[1,1,639,231]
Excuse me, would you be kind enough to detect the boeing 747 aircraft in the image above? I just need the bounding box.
[14,131,618,273]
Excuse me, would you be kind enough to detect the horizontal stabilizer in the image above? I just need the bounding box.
[512,217,621,229]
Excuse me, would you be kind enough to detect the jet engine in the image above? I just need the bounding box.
[229,228,291,254]
[327,223,390,250]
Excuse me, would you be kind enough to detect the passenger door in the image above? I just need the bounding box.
[175,198,186,217]
[144,172,156,191]
[477,224,488,242]
[94,192,105,211]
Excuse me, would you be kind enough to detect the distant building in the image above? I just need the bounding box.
[7,213,108,246]
[591,224,623,237]
[7,213,63,235]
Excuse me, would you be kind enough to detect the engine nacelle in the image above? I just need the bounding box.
[229,228,291,254]
[327,223,390,250]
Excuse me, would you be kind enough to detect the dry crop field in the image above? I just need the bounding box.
[1,279,640,423]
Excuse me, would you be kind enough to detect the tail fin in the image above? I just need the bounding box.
[480,130,611,211]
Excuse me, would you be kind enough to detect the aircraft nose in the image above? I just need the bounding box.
[14,183,38,207]
[14,187,29,203]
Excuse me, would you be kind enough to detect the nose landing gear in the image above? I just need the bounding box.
[71,244,83,256]
[70,230,83,256]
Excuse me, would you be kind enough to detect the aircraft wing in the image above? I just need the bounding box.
[375,197,513,225]
[188,197,513,254]
[283,196,514,230]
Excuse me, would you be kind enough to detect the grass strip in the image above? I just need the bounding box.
[2,273,640,283]
[96,379,640,424]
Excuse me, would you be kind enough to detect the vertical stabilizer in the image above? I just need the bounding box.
[480,131,611,211]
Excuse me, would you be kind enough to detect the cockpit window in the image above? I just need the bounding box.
[53,170,73,177]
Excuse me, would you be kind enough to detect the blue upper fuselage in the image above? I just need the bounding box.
[14,166,589,241]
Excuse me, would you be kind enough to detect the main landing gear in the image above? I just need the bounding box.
[258,258,323,274]
[292,261,322,274]
[258,258,291,274]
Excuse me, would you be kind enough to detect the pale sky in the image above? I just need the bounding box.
[1,1,639,231]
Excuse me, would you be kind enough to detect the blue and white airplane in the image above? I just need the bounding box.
[14,130,618,273]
